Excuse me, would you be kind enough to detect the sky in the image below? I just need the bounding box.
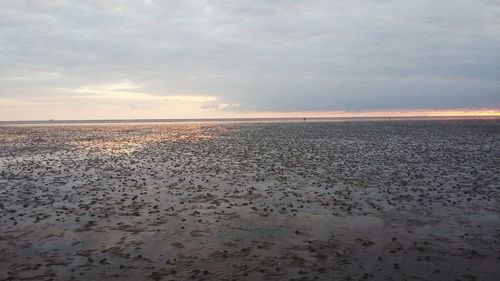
[1,0,499,120]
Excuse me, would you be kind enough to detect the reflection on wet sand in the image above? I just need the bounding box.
[0,120,499,281]
[68,125,221,155]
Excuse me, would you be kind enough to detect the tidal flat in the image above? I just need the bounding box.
[0,119,499,281]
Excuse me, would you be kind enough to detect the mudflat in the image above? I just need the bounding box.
[0,119,499,281]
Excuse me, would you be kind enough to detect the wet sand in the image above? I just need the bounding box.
[0,120,499,281]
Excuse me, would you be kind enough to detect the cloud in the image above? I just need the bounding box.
[200,103,241,111]
[66,81,217,102]
[0,0,499,119]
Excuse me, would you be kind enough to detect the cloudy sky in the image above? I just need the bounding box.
[1,0,499,120]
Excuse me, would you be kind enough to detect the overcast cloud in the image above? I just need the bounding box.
[1,0,499,119]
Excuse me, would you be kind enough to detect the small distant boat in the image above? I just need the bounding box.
[49,118,54,122]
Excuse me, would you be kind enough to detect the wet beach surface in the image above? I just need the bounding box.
[0,120,499,281]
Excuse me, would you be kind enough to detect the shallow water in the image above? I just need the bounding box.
[0,120,499,280]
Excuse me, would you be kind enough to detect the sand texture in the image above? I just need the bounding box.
[0,120,499,281]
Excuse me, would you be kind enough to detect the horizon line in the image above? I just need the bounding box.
[1,115,499,125]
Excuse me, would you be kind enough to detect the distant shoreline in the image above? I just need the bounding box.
[0,116,499,126]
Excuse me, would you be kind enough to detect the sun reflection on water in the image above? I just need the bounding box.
[68,125,223,155]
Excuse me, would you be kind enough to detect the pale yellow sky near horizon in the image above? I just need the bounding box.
[1,97,498,121]
[1,81,499,121]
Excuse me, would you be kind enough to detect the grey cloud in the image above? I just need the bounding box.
[1,0,499,113]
